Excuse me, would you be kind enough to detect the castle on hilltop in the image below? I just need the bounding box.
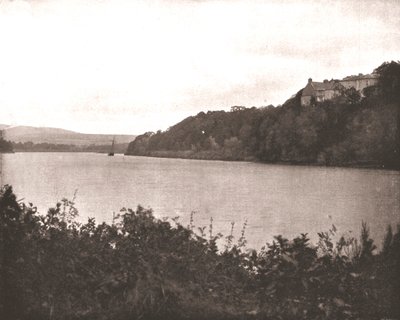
[300,73,379,106]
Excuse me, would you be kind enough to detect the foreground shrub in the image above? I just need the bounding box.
[0,185,399,319]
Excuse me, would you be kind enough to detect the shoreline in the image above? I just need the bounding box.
[3,150,399,171]
[8,150,125,154]
[124,152,400,171]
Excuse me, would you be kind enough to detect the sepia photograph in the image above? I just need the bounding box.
[0,0,399,319]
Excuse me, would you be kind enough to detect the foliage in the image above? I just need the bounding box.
[1,185,399,319]
[374,60,400,103]
[0,137,13,153]
[12,141,130,154]
[126,61,400,169]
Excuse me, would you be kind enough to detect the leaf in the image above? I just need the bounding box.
[282,253,298,266]
[333,297,345,307]
[265,282,276,291]
[265,281,276,295]
[350,272,361,278]
[301,278,309,291]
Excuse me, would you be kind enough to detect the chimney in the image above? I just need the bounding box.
[308,78,312,83]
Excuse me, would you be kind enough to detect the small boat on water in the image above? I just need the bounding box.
[108,137,115,156]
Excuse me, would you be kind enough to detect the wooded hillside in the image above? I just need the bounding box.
[126,61,400,169]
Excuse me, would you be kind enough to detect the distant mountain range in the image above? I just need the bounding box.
[1,125,136,146]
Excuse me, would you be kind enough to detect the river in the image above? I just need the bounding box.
[1,152,399,250]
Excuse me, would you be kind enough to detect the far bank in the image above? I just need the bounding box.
[125,61,400,171]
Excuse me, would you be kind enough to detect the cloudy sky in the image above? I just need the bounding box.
[0,0,399,134]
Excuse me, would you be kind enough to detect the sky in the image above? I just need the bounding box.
[0,0,399,134]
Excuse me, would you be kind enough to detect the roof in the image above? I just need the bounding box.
[302,72,379,98]
[341,73,379,81]
[302,79,342,97]
[311,81,338,91]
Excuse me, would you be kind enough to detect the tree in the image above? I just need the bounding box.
[0,137,13,153]
[343,87,361,105]
[374,60,400,103]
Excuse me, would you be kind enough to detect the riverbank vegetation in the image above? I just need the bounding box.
[1,185,399,319]
[11,141,129,154]
[0,138,13,153]
[126,61,400,169]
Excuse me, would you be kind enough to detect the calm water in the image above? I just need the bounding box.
[1,152,399,249]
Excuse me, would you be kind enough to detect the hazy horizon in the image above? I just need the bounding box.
[0,123,136,135]
[0,0,399,135]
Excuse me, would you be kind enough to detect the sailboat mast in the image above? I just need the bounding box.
[108,137,115,156]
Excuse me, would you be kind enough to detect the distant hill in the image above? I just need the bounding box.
[2,125,136,146]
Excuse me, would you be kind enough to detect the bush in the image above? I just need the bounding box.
[1,185,399,319]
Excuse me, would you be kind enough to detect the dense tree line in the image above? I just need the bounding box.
[12,141,129,154]
[0,138,13,153]
[126,61,400,169]
[1,185,399,319]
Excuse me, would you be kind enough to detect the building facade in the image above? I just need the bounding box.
[300,78,343,106]
[339,73,379,93]
[301,73,379,106]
